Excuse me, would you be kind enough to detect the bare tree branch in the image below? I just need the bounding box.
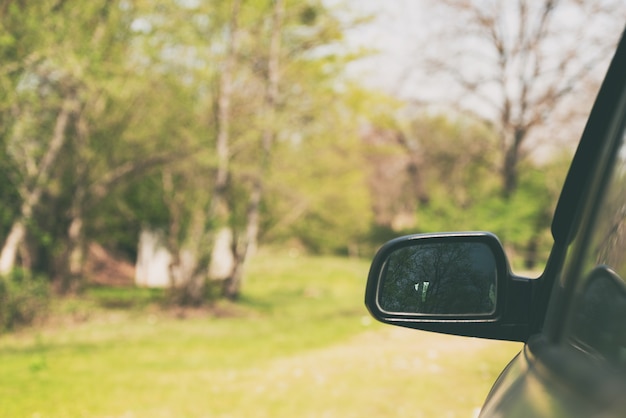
[409,0,624,195]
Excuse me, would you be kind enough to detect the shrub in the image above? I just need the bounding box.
[0,269,50,332]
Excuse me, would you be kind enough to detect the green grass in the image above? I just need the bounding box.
[0,252,521,417]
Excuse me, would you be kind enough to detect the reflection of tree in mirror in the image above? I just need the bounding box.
[379,243,496,315]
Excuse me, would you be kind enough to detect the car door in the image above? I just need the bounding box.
[479,28,626,417]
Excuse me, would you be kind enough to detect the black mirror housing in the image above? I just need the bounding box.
[365,232,532,342]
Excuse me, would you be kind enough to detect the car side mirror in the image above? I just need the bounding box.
[365,232,532,342]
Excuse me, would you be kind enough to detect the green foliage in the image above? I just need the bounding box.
[416,157,569,270]
[262,84,373,255]
[266,141,371,254]
[0,270,49,332]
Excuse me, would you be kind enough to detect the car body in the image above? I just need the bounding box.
[365,28,626,416]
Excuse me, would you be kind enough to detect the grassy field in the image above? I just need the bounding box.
[0,252,521,418]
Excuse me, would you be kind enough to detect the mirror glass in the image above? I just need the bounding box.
[378,242,497,315]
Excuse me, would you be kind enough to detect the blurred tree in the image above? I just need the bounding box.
[362,125,425,233]
[129,0,369,302]
[362,113,497,234]
[406,114,499,210]
[0,1,83,275]
[221,0,285,299]
[0,1,190,289]
[207,0,242,299]
[410,0,625,196]
[220,0,370,280]
[265,92,372,257]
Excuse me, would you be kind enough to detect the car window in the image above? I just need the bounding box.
[567,124,626,370]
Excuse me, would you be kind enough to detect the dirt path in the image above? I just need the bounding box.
[207,326,522,418]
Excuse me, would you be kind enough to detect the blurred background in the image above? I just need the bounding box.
[0,0,625,416]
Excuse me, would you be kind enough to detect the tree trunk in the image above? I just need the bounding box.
[67,216,85,277]
[524,235,539,270]
[502,146,519,198]
[0,221,26,275]
[208,0,241,295]
[210,227,236,278]
[224,0,284,300]
[502,126,526,198]
[64,207,86,293]
[63,109,90,292]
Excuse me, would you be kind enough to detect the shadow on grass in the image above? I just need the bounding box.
[85,285,165,309]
